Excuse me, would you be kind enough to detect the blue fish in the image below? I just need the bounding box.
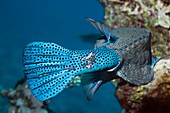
[23,18,157,101]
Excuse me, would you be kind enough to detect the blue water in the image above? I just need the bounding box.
[0,0,121,113]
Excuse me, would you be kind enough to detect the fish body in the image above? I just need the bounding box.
[112,28,153,85]
[23,18,155,101]
[93,27,153,85]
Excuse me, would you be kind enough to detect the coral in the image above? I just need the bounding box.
[0,80,52,113]
[100,0,170,57]
[154,0,170,28]
[114,56,170,113]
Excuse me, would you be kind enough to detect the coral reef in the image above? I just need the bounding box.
[100,0,170,57]
[0,80,53,113]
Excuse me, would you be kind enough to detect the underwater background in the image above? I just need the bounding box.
[0,0,121,113]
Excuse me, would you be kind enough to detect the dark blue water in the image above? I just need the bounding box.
[0,0,121,113]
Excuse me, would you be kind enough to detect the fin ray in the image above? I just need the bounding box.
[30,70,73,96]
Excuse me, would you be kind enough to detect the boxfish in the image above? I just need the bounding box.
[22,18,159,101]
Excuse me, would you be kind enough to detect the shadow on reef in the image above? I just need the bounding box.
[141,87,170,113]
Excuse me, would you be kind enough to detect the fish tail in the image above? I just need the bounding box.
[23,42,77,101]
[23,42,120,101]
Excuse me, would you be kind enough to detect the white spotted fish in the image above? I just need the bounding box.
[23,18,158,101]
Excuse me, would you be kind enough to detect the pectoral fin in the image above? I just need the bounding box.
[83,81,102,101]
[81,73,104,100]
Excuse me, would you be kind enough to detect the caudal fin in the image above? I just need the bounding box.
[23,42,120,101]
[23,42,79,101]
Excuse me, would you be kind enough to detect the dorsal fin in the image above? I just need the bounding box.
[87,18,118,43]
